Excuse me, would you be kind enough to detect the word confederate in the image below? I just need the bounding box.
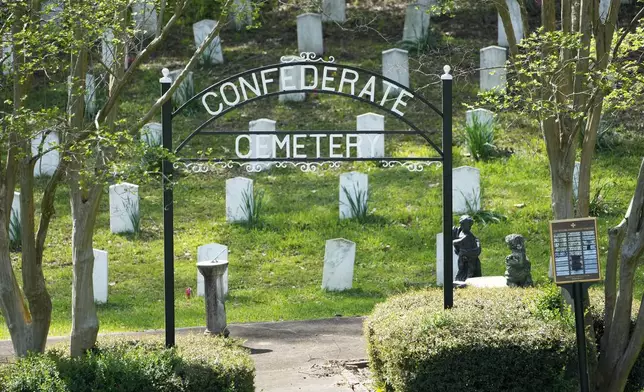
[202,65,415,117]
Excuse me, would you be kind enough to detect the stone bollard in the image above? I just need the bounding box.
[197,260,229,336]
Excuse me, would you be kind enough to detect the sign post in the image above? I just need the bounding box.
[549,217,602,392]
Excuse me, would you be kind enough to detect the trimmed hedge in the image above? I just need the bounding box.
[365,288,579,392]
[0,334,254,392]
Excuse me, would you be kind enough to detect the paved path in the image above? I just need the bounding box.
[0,317,369,392]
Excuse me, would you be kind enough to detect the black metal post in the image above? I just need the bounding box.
[160,70,175,347]
[573,282,590,392]
[441,66,453,309]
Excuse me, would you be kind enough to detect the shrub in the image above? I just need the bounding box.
[365,288,579,392]
[0,335,254,392]
[462,116,496,161]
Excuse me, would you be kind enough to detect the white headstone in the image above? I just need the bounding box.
[279,56,306,102]
[32,130,60,177]
[132,0,157,38]
[93,249,108,304]
[102,29,115,72]
[453,166,480,213]
[167,70,194,107]
[497,0,524,47]
[85,73,97,117]
[480,46,507,92]
[250,118,276,171]
[109,183,140,234]
[339,172,368,219]
[465,108,494,129]
[297,13,324,55]
[417,0,437,5]
[573,161,580,199]
[322,0,346,23]
[232,0,253,30]
[141,122,162,147]
[436,232,458,286]
[1,34,12,75]
[356,113,385,158]
[403,3,430,42]
[322,238,356,291]
[599,0,610,23]
[197,243,228,297]
[382,48,409,94]
[9,191,20,242]
[192,20,224,64]
[226,177,253,223]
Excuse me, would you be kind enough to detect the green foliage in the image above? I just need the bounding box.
[528,283,572,325]
[0,335,254,392]
[341,184,369,223]
[123,196,141,237]
[399,26,441,55]
[9,212,21,252]
[240,184,264,227]
[365,289,579,392]
[588,181,615,217]
[462,116,496,161]
[461,190,507,225]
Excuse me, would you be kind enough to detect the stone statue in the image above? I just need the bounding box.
[504,234,533,287]
[453,215,482,281]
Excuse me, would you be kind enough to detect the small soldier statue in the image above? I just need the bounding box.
[453,215,482,282]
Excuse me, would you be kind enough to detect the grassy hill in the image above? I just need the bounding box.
[0,1,642,338]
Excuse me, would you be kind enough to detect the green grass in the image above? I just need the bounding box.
[0,2,642,338]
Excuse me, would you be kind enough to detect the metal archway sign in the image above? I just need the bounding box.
[159,53,454,347]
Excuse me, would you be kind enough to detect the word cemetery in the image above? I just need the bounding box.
[235,133,382,159]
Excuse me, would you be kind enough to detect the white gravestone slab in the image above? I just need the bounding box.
[453,166,480,213]
[382,48,409,94]
[2,34,13,75]
[197,243,228,297]
[32,130,60,177]
[250,119,276,171]
[322,238,356,291]
[356,113,385,158]
[573,161,580,199]
[498,0,524,47]
[102,29,115,72]
[339,172,368,219]
[167,70,194,107]
[480,46,507,92]
[403,3,429,42]
[192,20,224,64]
[132,0,157,38]
[465,108,494,129]
[226,177,253,223]
[141,122,162,147]
[322,0,346,23]
[232,0,253,30]
[93,249,108,304]
[9,191,20,242]
[85,73,97,117]
[41,0,64,22]
[297,13,324,55]
[109,183,139,234]
[280,56,306,102]
[436,232,459,286]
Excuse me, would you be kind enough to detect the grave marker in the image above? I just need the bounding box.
[167,70,194,107]
[322,0,346,23]
[297,13,324,55]
[465,108,494,129]
[322,238,356,291]
[403,3,430,42]
[93,249,108,304]
[480,46,507,91]
[109,183,139,234]
[226,177,253,222]
[279,56,306,102]
[573,161,580,199]
[498,0,524,47]
[436,232,459,286]
[141,122,162,147]
[339,172,368,219]
[232,0,253,30]
[32,130,60,177]
[197,243,228,297]
[10,191,20,243]
[102,29,115,72]
[382,48,409,94]
[250,119,277,171]
[1,34,12,75]
[453,166,480,213]
[356,113,385,158]
[85,74,97,117]
[132,0,157,38]
[192,20,224,64]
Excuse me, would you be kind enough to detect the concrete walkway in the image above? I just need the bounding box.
[0,317,370,392]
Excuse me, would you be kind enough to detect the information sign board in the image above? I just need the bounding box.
[549,218,601,284]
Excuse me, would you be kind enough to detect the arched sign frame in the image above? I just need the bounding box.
[159,53,454,347]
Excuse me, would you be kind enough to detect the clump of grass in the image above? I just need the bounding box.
[124,196,140,237]
[589,181,615,217]
[462,190,506,225]
[341,184,369,223]
[399,27,441,55]
[463,116,496,161]
[240,185,264,227]
[9,213,21,251]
